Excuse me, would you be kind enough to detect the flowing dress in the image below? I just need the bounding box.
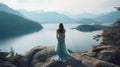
[53,34,73,62]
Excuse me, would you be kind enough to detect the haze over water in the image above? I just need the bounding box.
[0,23,103,55]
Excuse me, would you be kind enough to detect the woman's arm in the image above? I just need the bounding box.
[64,30,65,38]
[56,30,59,39]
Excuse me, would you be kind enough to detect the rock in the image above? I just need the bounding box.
[21,46,45,67]
[21,46,86,67]
[94,60,120,67]
[0,52,9,61]
[48,61,66,67]
[8,55,23,67]
[78,52,120,67]
[115,40,120,45]
[0,52,21,67]
[21,46,55,67]
[48,58,86,67]
[21,46,120,67]
[92,47,106,52]
[98,49,120,66]
[3,61,17,67]
[99,50,116,61]
[80,54,97,67]
[68,49,74,53]
[32,46,55,67]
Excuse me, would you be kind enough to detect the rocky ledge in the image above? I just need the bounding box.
[21,46,120,67]
[1,46,120,67]
[21,46,86,67]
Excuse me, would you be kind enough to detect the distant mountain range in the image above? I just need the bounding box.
[65,13,98,19]
[0,3,120,25]
[94,11,120,23]
[20,10,120,24]
[76,18,100,24]
[0,3,43,38]
[20,10,99,24]
[0,3,23,17]
[20,10,75,23]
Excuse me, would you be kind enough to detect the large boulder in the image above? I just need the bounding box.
[0,61,17,67]
[21,46,55,67]
[20,46,120,67]
[21,46,86,67]
[94,60,120,67]
[98,49,120,66]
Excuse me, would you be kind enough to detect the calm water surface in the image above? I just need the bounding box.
[0,24,103,55]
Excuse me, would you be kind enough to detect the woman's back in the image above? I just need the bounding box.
[57,29,65,36]
[52,23,73,62]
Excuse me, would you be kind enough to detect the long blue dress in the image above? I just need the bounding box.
[53,33,73,62]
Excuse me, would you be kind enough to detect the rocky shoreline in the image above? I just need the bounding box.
[0,45,120,67]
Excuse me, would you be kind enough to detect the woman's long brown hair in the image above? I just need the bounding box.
[58,23,65,33]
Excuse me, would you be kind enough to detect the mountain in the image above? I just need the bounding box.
[76,18,100,24]
[75,13,97,19]
[0,11,43,38]
[19,10,75,23]
[20,10,120,24]
[0,3,23,17]
[65,12,98,19]
[94,11,120,23]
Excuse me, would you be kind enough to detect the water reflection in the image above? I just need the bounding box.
[0,24,103,55]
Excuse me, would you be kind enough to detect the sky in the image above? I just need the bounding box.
[0,0,120,14]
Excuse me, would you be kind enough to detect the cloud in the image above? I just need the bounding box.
[0,0,120,14]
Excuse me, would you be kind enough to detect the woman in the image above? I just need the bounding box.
[53,23,73,62]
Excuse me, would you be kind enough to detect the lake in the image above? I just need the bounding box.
[0,23,103,55]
